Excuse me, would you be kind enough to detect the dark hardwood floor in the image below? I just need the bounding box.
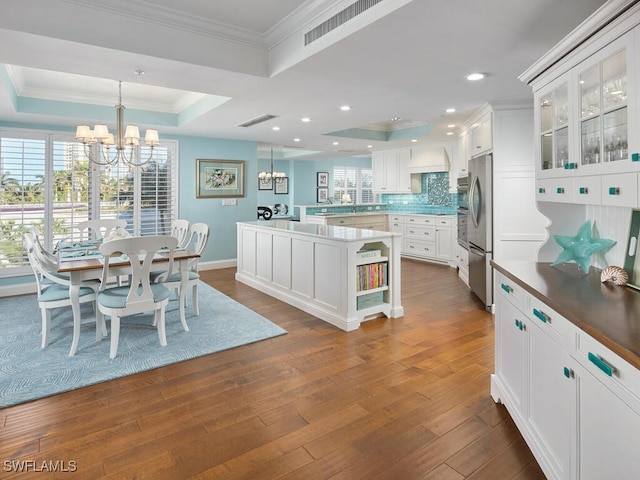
[0,259,545,479]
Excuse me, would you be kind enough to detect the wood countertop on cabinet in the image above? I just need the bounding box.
[492,260,640,370]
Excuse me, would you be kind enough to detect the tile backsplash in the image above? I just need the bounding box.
[382,172,456,214]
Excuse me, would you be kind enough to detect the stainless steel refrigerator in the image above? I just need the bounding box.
[467,153,493,310]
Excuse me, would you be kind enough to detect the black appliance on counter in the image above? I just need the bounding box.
[456,176,469,250]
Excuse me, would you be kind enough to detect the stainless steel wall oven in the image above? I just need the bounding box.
[457,176,469,249]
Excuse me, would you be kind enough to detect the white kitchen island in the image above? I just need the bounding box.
[236,220,403,331]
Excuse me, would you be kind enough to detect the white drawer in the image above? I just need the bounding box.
[573,175,602,205]
[406,215,436,226]
[434,216,453,227]
[526,295,576,349]
[495,271,526,311]
[388,214,405,224]
[353,215,386,227]
[575,330,640,405]
[601,173,638,208]
[327,217,354,226]
[404,225,435,240]
[404,239,435,257]
[536,178,575,203]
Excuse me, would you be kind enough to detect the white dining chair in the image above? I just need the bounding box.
[170,219,190,249]
[155,223,210,320]
[24,233,100,356]
[96,235,178,359]
[77,219,127,241]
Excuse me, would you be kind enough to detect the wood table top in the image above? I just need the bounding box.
[492,260,640,370]
[57,249,199,273]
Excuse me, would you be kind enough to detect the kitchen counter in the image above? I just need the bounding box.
[492,260,640,369]
[236,220,403,331]
[239,219,395,241]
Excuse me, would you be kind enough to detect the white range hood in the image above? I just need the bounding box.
[408,146,450,173]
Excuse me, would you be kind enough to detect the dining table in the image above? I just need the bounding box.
[57,241,200,352]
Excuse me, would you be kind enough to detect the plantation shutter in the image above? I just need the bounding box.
[0,135,46,273]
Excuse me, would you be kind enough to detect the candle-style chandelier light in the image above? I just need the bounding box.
[75,81,159,167]
[258,148,286,185]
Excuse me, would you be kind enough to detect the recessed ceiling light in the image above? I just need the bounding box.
[448,124,456,128]
[340,105,351,111]
[389,117,401,122]
[446,108,456,113]
[446,132,454,136]
[367,145,373,149]
[466,72,486,81]
[333,141,339,145]
[294,138,301,142]
[301,117,311,122]
[411,139,418,143]
[272,126,280,131]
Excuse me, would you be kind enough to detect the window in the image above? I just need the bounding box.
[332,166,375,204]
[0,129,177,277]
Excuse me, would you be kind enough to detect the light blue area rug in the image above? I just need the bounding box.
[0,282,287,408]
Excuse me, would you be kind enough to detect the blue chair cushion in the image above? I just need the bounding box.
[39,284,95,302]
[98,283,171,309]
[150,270,200,283]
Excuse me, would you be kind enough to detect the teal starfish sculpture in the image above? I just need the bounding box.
[551,220,616,273]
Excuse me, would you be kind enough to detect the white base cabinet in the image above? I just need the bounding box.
[236,220,403,331]
[392,214,456,266]
[492,269,640,479]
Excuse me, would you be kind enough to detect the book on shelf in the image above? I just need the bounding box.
[356,261,388,291]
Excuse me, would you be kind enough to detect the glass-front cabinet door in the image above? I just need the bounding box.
[537,77,571,178]
[576,31,636,175]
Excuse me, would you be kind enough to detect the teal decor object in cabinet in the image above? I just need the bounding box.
[551,220,616,273]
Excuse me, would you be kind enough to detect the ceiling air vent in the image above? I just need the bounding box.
[304,0,385,46]
[237,114,278,128]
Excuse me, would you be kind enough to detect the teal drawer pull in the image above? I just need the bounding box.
[579,187,588,194]
[556,187,565,194]
[538,187,546,194]
[532,308,548,323]
[632,153,639,162]
[588,352,614,377]
[563,367,573,379]
[609,187,620,195]
[514,319,524,331]
[501,283,512,293]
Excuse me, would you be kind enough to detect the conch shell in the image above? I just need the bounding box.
[600,266,629,286]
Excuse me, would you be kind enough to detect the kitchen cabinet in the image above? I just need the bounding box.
[470,112,492,157]
[493,271,576,480]
[372,148,411,193]
[454,244,469,286]
[305,213,387,230]
[531,24,640,206]
[236,221,403,332]
[492,263,640,479]
[572,330,640,479]
[396,215,456,266]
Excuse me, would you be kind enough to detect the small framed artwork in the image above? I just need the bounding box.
[196,159,245,198]
[317,172,329,187]
[317,187,329,203]
[258,177,273,190]
[274,177,289,194]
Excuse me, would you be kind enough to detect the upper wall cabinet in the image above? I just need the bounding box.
[575,31,636,177]
[470,112,493,157]
[534,29,638,182]
[372,148,411,193]
[537,76,572,178]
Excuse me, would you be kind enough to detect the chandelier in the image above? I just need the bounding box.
[75,81,159,168]
[258,148,286,185]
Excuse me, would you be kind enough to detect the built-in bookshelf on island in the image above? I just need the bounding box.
[235,220,403,331]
